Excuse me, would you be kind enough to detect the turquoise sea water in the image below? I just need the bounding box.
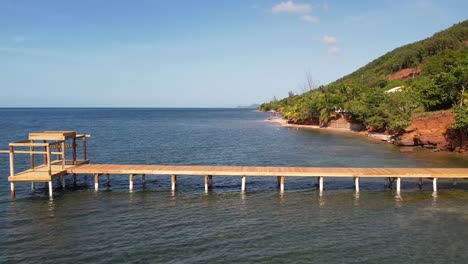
[0,108,467,263]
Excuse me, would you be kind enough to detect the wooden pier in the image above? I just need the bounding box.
[2,131,468,198]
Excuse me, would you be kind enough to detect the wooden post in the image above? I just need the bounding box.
[46,145,52,176]
[171,175,177,191]
[396,177,401,193]
[433,178,437,192]
[94,174,99,191]
[318,177,324,193]
[354,177,360,193]
[418,178,423,190]
[83,138,87,161]
[279,176,285,192]
[62,176,66,189]
[29,140,35,169]
[55,144,60,162]
[43,140,47,165]
[48,181,53,197]
[72,138,77,165]
[10,182,15,195]
[277,176,281,188]
[241,176,246,191]
[129,174,134,191]
[106,174,110,185]
[31,182,35,190]
[61,141,66,169]
[9,145,15,179]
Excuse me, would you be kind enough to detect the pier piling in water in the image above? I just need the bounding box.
[171,174,177,191]
[354,177,359,193]
[318,177,324,193]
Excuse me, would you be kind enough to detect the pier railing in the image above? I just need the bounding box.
[1,132,90,196]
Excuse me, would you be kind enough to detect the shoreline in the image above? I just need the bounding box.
[265,117,468,156]
[265,117,422,150]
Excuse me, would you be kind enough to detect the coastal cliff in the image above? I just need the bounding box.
[396,110,468,152]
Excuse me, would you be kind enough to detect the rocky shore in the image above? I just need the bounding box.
[266,110,468,153]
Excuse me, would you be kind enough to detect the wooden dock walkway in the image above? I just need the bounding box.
[3,131,468,198]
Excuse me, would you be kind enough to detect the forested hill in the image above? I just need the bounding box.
[259,20,468,132]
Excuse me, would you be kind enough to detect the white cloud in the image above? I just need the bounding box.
[321,35,337,44]
[327,47,340,55]
[271,1,311,14]
[301,15,319,23]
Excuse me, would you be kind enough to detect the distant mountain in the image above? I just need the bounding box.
[237,104,260,109]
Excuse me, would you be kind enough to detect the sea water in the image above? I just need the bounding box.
[0,108,467,263]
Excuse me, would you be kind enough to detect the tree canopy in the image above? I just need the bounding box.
[259,20,468,132]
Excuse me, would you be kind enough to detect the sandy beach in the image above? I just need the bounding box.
[265,117,393,142]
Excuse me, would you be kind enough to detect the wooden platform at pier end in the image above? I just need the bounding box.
[67,164,468,178]
[8,160,89,182]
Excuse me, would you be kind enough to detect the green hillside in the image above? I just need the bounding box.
[259,20,468,132]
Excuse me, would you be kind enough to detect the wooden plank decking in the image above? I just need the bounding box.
[67,164,468,178]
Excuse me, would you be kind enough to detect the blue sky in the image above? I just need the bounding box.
[0,0,466,107]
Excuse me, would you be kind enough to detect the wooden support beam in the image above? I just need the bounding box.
[48,181,53,197]
[241,176,246,192]
[277,176,281,188]
[354,177,360,193]
[171,174,177,191]
[433,178,437,192]
[129,174,134,191]
[279,176,285,192]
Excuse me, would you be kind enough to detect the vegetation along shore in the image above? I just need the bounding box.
[259,20,468,153]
